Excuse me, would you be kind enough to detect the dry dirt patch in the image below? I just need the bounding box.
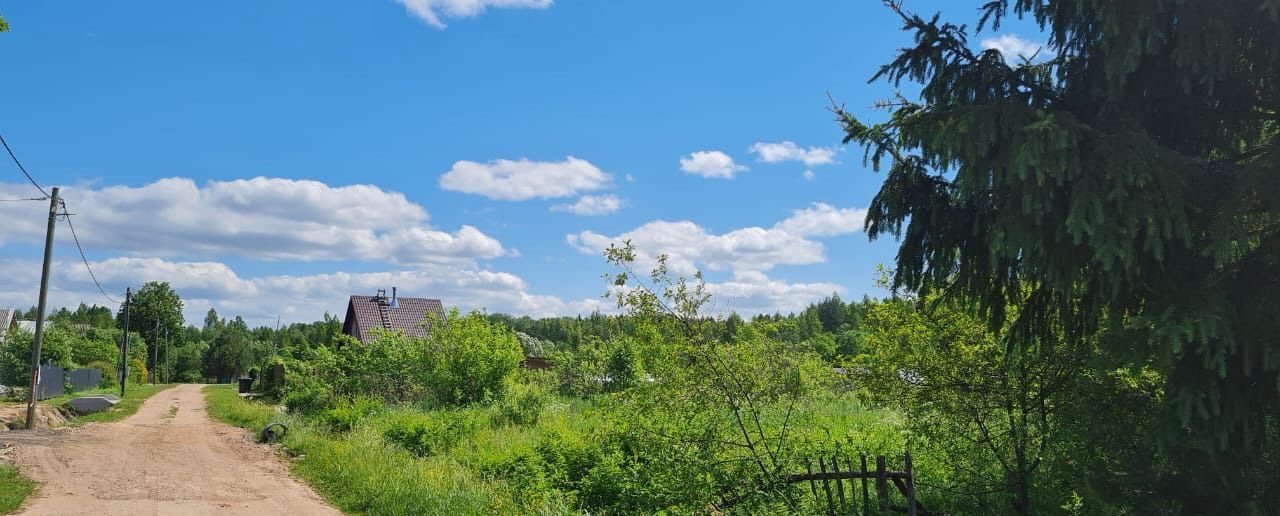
[0,384,340,516]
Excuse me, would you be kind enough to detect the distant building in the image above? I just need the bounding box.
[341,288,445,344]
[0,308,14,344]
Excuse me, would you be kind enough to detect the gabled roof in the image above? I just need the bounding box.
[342,295,445,344]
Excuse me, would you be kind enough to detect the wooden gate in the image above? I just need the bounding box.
[715,452,934,515]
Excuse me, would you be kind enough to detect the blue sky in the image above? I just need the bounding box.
[0,0,1042,326]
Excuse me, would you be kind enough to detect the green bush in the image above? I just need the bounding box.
[384,410,483,458]
[318,396,382,433]
[176,370,204,383]
[421,310,524,406]
[85,360,118,388]
[284,386,335,415]
[494,379,550,427]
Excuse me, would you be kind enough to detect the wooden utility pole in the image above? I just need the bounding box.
[119,287,131,397]
[151,320,159,384]
[24,187,59,430]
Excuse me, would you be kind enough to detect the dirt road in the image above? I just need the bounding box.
[1,384,341,516]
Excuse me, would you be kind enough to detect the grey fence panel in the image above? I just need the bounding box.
[68,368,102,392]
[36,364,66,400]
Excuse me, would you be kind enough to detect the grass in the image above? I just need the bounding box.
[202,385,906,515]
[53,383,177,425]
[0,465,35,514]
[203,385,511,515]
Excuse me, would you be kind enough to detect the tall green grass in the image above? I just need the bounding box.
[204,385,522,515]
[203,385,907,515]
[0,465,34,514]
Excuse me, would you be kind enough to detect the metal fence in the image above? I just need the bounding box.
[35,364,66,400]
[68,368,102,392]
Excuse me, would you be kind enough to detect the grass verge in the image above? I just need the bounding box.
[0,465,35,514]
[53,383,177,425]
[203,385,511,515]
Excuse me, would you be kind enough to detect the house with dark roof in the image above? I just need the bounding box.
[341,288,446,344]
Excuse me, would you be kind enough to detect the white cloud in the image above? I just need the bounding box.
[439,157,612,201]
[679,150,748,179]
[551,194,624,216]
[0,256,606,325]
[980,34,1042,61]
[395,0,552,28]
[773,203,867,237]
[0,178,506,265]
[569,220,823,275]
[566,204,866,315]
[705,270,845,317]
[566,202,867,276]
[748,141,837,166]
[802,170,815,181]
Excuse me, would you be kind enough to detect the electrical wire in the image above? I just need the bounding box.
[2,133,118,305]
[60,200,119,304]
[0,134,51,198]
[0,197,47,202]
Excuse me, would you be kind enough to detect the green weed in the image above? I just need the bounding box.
[0,465,34,514]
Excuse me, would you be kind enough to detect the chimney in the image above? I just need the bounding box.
[390,287,399,309]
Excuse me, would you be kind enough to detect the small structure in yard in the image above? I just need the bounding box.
[341,288,446,344]
[66,395,120,415]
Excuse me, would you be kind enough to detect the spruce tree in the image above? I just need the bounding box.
[840,0,1278,508]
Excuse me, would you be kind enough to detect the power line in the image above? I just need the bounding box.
[60,200,119,304]
[1,133,118,306]
[0,134,51,198]
[0,197,47,202]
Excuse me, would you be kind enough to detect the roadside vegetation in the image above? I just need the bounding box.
[199,243,1227,514]
[50,383,176,425]
[0,465,34,514]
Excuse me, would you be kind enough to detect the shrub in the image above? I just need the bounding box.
[318,396,382,433]
[85,360,117,388]
[421,310,524,406]
[384,410,483,458]
[494,379,550,427]
[284,386,334,415]
[176,371,204,383]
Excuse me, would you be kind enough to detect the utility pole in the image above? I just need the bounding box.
[151,320,159,384]
[163,326,169,384]
[25,187,59,430]
[119,287,131,397]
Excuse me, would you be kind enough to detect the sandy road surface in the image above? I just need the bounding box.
[1,384,341,516]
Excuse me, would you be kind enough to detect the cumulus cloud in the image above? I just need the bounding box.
[705,270,845,316]
[551,194,624,216]
[566,202,867,276]
[679,150,748,179]
[439,157,613,201]
[773,203,867,237]
[566,204,867,315]
[0,256,606,325]
[0,178,506,265]
[748,141,837,167]
[395,0,553,28]
[980,34,1042,61]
